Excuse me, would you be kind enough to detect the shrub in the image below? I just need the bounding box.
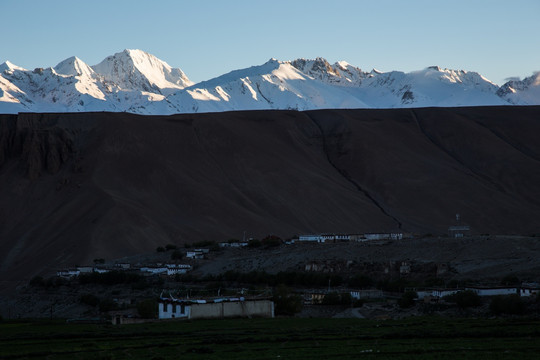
[322,292,352,306]
[93,258,105,264]
[398,291,418,308]
[156,246,166,253]
[165,244,177,251]
[490,295,525,315]
[261,235,282,248]
[273,285,303,316]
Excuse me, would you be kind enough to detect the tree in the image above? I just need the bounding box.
[137,299,158,319]
[501,274,520,286]
[273,285,303,316]
[454,290,482,309]
[348,274,373,288]
[171,249,183,260]
[247,239,262,248]
[165,244,177,251]
[398,291,418,308]
[156,246,166,253]
[322,292,352,306]
[261,235,282,248]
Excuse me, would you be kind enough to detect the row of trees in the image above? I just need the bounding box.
[398,289,533,315]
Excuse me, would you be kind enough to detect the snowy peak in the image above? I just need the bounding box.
[497,72,540,105]
[91,49,193,94]
[291,57,368,86]
[418,66,497,89]
[163,56,368,114]
[54,56,95,78]
[0,61,27,74]
[1,50,540,114]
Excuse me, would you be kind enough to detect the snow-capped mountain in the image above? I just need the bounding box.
[0,49,538,115]
[150,59,369,114]
[496,72,540,105]
[92,49,193,95]
[290,57,369,87]
[347,66,505,108]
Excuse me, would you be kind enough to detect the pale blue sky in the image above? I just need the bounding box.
[3,0,539,85]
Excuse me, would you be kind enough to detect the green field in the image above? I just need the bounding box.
[1,317,539,359]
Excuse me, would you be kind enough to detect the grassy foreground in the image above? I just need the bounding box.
[1,317,539,359]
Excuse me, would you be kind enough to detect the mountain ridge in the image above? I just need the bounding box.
[1,49,539,114]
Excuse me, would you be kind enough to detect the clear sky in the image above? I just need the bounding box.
[3,0,539,85]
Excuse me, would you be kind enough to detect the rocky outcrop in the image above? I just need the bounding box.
[0,113,75,180]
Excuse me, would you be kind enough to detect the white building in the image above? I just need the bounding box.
[186,250,206,259]
[166,266,191,276]
[416,289,461,300]
[76,266,94,273]
[219,242,249,248]
[93,268,110,274]
[467,287,518,297]
[350,290,383,299]
[299,234,323,242]
[56,269,80,278]
[140,267,167,274]
[520,284,540,297]
[158,297,274,320]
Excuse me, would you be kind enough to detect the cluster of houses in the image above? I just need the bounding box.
[414,283,540,302]
[57,262,194,279]
[186,248,210,259]
[298,232,411,243]
[56,247,215,279]
[300,283,540,305]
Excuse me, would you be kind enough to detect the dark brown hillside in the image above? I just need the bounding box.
[0,107,539,284]
[307,107,540,234]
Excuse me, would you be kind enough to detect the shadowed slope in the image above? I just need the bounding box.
[1,107,539,282]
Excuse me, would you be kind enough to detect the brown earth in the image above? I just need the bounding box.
[1,107,540,289]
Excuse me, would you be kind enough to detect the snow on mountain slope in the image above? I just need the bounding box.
[348,66,507,108]
[155,59,369,114]
[290,57,369,86]
[54,56,95,78]
[0,61,32,110]
[91,49,193,95]
[0,50,194,113]
[496,73,540,105]
[1,50,539,114]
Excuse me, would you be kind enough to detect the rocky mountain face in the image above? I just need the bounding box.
[1,50,539,114]
[1,107,540,285]
[497,72,540,105]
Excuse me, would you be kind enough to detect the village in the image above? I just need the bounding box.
[34,226,540,324]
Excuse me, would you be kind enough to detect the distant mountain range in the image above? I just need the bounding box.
[1,49,539,114]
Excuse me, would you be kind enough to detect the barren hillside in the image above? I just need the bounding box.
[1,107,539,286]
